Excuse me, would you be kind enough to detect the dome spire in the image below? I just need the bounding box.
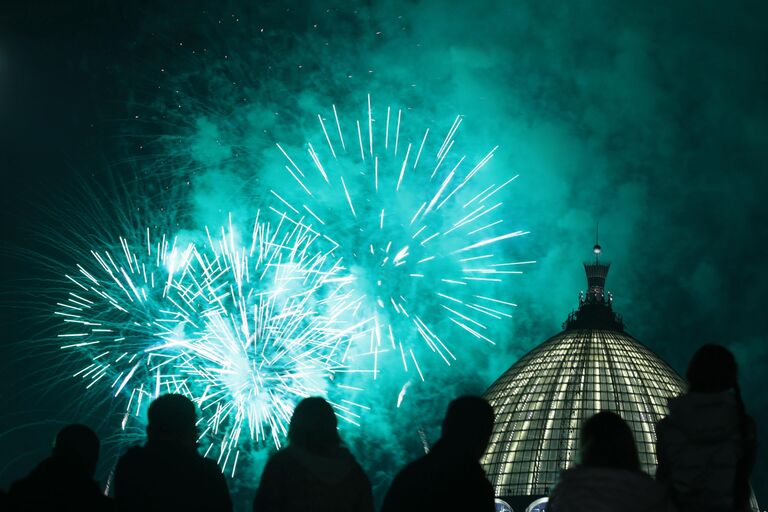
[564,232,624,331]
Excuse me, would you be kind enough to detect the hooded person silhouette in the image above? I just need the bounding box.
[112,394,232,512]
[252,397,374,512]
[381,396,496,512]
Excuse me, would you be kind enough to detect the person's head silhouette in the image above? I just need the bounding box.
[686,344,738,393]
[288,397,340,456]
[53,424,100,477]
[580,411,639,471]
[147,394,198,448]
[441,396,495,459]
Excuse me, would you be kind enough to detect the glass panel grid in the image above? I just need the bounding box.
[481,329,685,497]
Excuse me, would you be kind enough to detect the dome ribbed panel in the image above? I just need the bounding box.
[481,329,685,497]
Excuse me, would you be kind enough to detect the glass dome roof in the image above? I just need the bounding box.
[481,328,684,497]
[481,247,685,498]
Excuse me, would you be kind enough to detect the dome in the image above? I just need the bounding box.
[481,249,686,500]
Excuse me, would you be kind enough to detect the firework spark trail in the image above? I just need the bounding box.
[270,97,534,382]
[57,229,194,403]
[57,212,363,474]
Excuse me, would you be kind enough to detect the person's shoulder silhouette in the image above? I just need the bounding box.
[548,411,672,512]
[381,396,496,512]
[113,394,232,512]
[8,423,113,512]
[253,397,373,512]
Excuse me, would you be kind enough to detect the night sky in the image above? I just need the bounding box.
[1,0,767,507]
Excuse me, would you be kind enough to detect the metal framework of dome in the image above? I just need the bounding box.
[481,244,686,501]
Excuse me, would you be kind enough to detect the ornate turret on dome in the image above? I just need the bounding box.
[564,241,624,331]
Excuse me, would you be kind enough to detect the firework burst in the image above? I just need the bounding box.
[269,97,532,381]
[56,211,366,474]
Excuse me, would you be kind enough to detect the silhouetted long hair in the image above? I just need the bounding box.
[686,344,752,510]
[288,397,341,456]
[686,344,748,446]
[580,411,640,471]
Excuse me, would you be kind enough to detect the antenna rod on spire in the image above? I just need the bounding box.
[594,222,601,264]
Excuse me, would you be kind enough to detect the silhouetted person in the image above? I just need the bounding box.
[381,396,495,512]
[656,344,757,512]
[113,394,232,512]
[548,411,673,512]
[252,397,373,512]
[8,423,113,511]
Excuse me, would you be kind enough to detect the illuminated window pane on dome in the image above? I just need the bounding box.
[481,328,685,497]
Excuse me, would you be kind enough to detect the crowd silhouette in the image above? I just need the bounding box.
[3,344,757,512]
